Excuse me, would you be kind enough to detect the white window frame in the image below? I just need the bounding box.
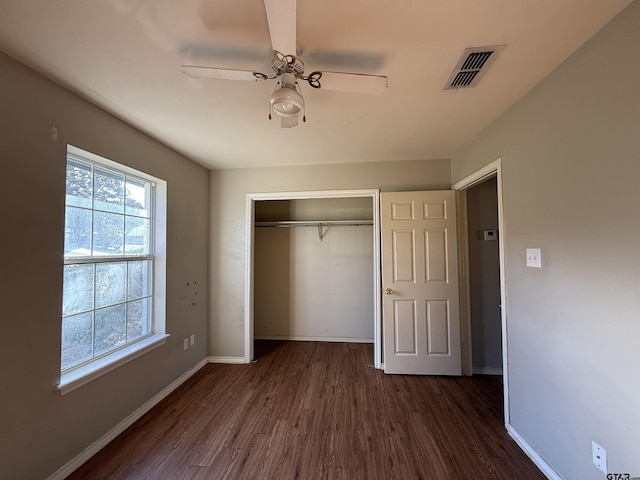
[56,145,168,395]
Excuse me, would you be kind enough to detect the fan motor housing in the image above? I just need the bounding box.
[271,52,304,77]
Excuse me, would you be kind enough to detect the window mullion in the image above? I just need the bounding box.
[92,263,97,360]
[65,255,153,265]
[90,164,95,253]
[125,262,129,343]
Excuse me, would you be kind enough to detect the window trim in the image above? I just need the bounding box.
[57,145,168,395]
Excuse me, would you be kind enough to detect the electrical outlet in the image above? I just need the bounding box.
[592,441,607,474]
[190,334,195,347]
[183,338,189,351]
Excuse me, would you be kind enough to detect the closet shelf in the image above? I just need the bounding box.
[255,220,373,242]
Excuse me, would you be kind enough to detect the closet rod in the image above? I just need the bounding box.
[255,220,373,227]
[255,220,373,242]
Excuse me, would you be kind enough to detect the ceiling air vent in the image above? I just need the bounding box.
[444,45,505,89]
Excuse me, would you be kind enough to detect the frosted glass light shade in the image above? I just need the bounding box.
[270,84,303,117]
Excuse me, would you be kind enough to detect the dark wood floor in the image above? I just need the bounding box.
[67,341,545,479]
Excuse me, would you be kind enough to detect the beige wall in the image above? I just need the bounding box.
[452,1,640,477]
[0,53,209,479]
[209,159,451,357]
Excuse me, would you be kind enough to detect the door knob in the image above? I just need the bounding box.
[385,288,393,295]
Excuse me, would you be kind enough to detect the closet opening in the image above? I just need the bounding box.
[245,190,382,368]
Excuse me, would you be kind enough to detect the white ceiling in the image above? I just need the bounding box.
[0,0,632,170]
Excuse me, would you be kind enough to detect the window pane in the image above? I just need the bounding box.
[64,206,92,256]
[127,297,151,341]
[93,211,124,255]
[125,216,150,255]
[127,260,152,300]
[63,264,94,316]
[66,159,93,209]
[95,262,126,308]
[126,177,151,218]
[94,167,124,214]
[94,304,126,355]
[61,311,93,370]
[62,147,160,374]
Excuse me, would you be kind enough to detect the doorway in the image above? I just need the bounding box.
[245,189,382,368]
[452,158,510,423]
[466,177,502,374]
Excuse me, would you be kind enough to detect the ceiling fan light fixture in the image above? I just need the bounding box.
[270,82,304,117]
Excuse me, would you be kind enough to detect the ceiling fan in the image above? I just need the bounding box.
[180,0,388,128]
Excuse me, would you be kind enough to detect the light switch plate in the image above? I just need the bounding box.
[526,248,542,268]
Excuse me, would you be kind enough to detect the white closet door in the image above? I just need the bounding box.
[381,191,461,375]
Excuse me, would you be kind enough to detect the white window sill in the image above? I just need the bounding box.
[55,334,170,395]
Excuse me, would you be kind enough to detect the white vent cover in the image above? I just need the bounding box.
[444,45,505,89]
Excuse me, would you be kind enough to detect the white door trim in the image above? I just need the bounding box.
[452,158,510,425]
[245,189,382,368]
[455,189,472,376]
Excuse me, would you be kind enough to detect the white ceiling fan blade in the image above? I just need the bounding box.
[263,0,297,55]
[317,71,388,95]
[181,65,260,82]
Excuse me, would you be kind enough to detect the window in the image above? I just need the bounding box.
[59,146,167,393]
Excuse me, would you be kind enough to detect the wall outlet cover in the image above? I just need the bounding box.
[592,441,607,474]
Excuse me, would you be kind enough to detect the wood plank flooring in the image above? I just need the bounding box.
[67,341,545,479]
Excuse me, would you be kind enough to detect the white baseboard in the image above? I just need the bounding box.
[506,424,562,480]
[473,366,503,375]
[207,356,247,364]
[255,335,374,343]
[46,358,208,480]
